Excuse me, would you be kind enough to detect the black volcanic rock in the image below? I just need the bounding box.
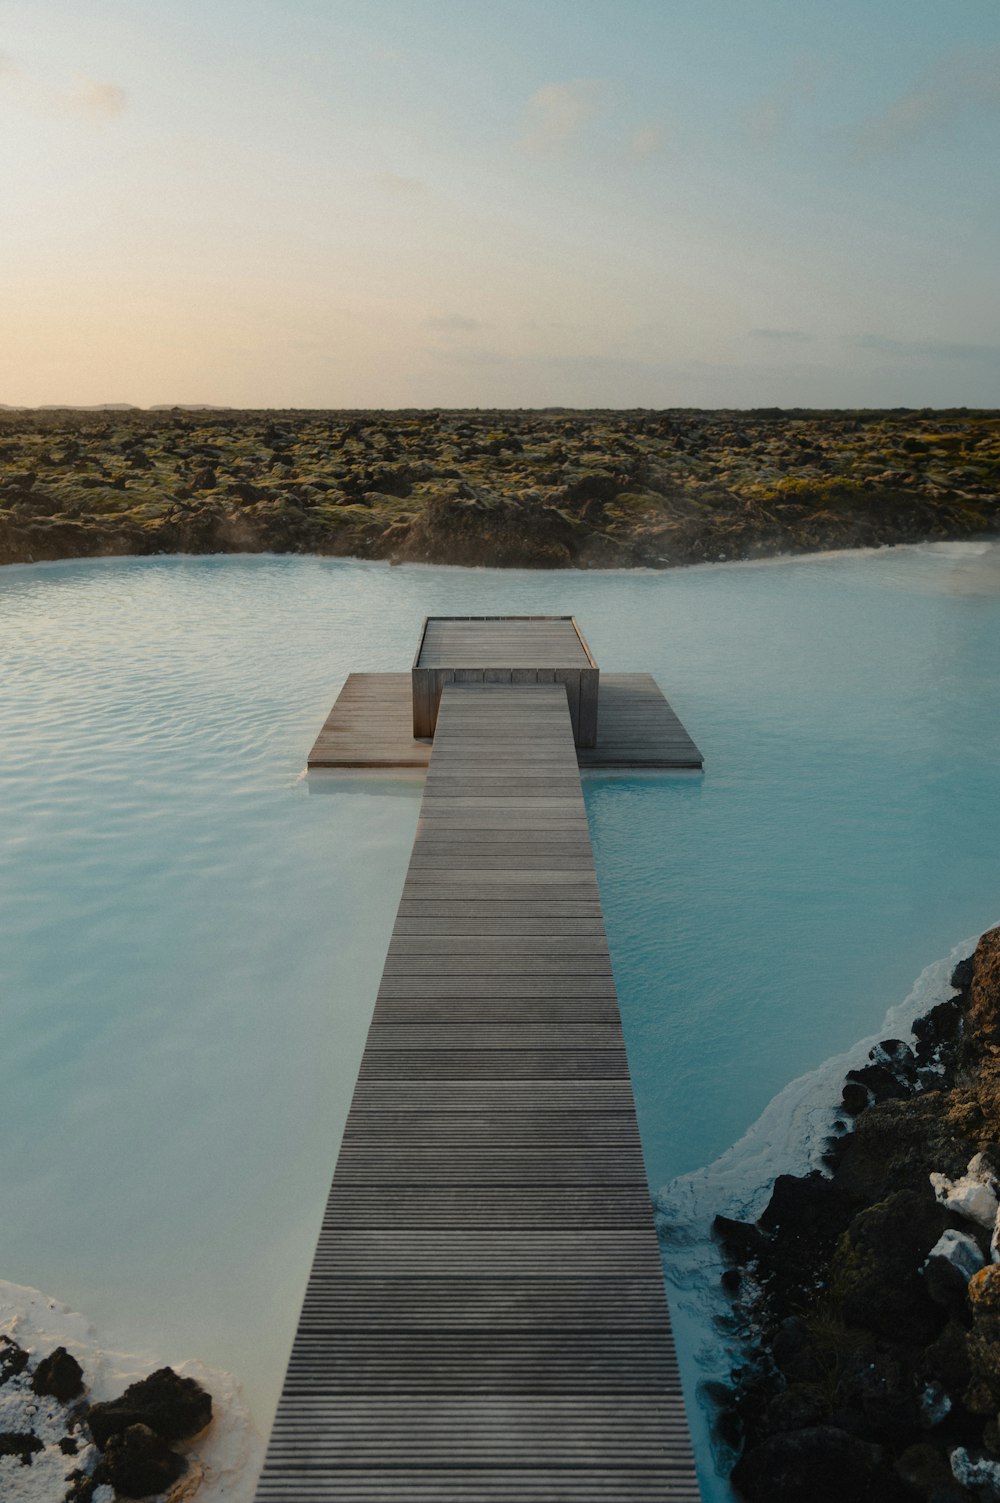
[86,1366,212,1449]
[831,1189,946,1344]
[31,1345,84,1401]
[0,1336,29,1384]
[98,1422,187,1497]
[731,1425,893,1502]
[722,928,1000,1501]
[0,1431,45,1464]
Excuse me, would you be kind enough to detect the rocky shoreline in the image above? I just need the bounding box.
[0,1282,262,1503]
[1,1340,212,1501]
[1,407,998,570]
[716,926,1000,1501]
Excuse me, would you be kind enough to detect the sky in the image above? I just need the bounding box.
[1,0,999,409]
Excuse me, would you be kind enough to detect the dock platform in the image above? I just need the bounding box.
[307,672,703,771]
[257,680,700,1501]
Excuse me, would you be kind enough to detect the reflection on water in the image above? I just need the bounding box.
[304,769,425,797]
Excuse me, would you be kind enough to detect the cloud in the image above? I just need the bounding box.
[851,335,1000,363]
[374,172,427,195]
[424,315,485,333]
[852,46,1000,159]
[64,78,127,120]
[749,328,815,343]
[628,121,666,159]
[743,54,822,147]
[520,79,605,154]
[0,60,127,122]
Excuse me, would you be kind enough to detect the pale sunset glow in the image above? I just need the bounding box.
[1,0,998,408]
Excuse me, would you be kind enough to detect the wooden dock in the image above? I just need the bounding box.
[257,682,699,1501]
[307,672,702,771]
[412,615,600,745]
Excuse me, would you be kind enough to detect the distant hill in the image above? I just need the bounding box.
[0,403,232,412]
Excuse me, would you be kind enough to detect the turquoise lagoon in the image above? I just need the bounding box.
[2,543,999,1497]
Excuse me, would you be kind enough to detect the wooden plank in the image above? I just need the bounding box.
[342,1112,643,1145]
[260,678,697,1502]
[307,672,701,770]
[297,1276,672,1326]
[386,935,610,953]
[257,1471,687,1502]
[282,1332,679,1383]
[371,999,623,1023]
[323,1183,655,1227]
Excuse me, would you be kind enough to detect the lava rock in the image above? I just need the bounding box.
[895,1441,965,1500]
[830,1342,922,1440]
[834,1093,972,1205]
[731,1424,891,1502]
[64,1468,101,1503]
[965,1265,1000,1414]
[843,1079,873,1115]
[31,1344,85,1401]
[951,956,976,992]
[86,1365,212,1449]
[923,1229,986,1314]
[967,928,1000,1045]
[764,1385,826,1434]
[832,1189,947,1343]
[869,1039,918,1087]
[920,1320,972,1396]
[0,1431,45,1465]
[0,1336,29,1384]
[771,1316,825,1383]
[913,999,962,1064]
[844,1063,910,1103]
[98,1422,187,1498]
[713,1214,764,1262]
[758,1171,854,1244]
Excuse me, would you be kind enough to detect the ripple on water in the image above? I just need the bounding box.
[2,546,999,1478]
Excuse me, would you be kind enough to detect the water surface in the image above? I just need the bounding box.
[2,544,999,1490]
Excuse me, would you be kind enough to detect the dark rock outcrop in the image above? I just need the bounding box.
[0,1431,45,1465]
[831,1189,946,1343]
[86,1365,212,1449]
[0,1336,29,1384]
[97,1421,187,1497]
[31,1344,85,1401]
[731,1425,896,1502]
[721,928,1000,1500]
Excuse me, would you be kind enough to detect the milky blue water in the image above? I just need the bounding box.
[2,544,999,1493]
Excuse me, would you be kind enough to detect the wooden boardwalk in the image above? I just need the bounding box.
[257,682,699,1502]
[307,673,702,771]
[412,615,599,744]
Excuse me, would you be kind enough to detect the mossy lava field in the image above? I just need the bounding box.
[1,406,998,569]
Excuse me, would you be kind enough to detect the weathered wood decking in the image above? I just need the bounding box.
[307,672,702,771]
[257,682,699,1501]
[412,615,599,745]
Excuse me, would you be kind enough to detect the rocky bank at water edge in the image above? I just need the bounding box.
[716,925,1000,1501]
[0,1280,262,1502]
[1,407,998,569]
